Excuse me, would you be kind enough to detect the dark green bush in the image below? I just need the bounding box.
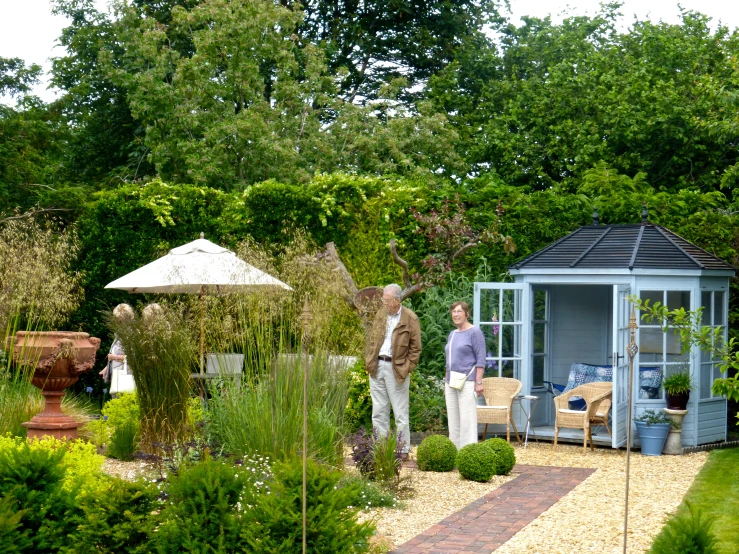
[456,443,499,482]
[649,502,719,554]
[483,438,516,475]
[0,494,32,552]
[417,435,457,472]
[241,458,375,553]
[63,478,160,554]
[155,456,252,553]
[0,441,78,552]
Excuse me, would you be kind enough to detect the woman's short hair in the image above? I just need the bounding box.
[113,303,135,321]
[449,301,471,318]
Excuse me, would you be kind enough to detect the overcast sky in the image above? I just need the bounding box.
[1,0,739,103]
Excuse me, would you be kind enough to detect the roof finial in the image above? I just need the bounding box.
[641,205,649,225]
[592,208,600,226]
[200,232,205,239]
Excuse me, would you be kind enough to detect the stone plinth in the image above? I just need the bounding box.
[663,408,688,455]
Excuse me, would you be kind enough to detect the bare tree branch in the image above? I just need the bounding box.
[389,239,412,289]
[451,241,480,261]
[25,183,58,191]
[0,208,72,224]
[324,242,359,300]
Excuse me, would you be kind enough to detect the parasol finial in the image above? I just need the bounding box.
[200,232,205,239]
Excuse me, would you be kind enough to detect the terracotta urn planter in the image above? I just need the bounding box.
[13,331,101,440]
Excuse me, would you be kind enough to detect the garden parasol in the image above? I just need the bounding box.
[105,233,292,372]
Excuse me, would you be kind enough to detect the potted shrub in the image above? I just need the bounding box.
[663,369,694,410]
[634,410,673,456]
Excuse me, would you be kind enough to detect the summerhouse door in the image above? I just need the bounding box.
[611,285,631,448]
[473,283,531,393]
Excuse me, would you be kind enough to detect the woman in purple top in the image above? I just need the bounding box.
[445,301,486,449]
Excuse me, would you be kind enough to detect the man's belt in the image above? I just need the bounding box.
[377,355,392,362]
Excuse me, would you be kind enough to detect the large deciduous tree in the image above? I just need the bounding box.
[103,0,465,187]
[428,5,739,192]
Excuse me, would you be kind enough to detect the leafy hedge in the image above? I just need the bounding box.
[70,170,739,399]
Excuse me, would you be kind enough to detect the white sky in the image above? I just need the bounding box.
[1,0,739,103]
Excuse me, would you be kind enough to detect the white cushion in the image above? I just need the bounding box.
[478,405,508,410]
[558,409,588,415]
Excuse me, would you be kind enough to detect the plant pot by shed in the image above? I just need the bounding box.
[635,421,671,456]
[665,391,690,410]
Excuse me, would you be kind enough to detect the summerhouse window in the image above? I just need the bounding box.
[532,289,548,388]
[700,290,726,399]
[638,290,691,400]
[479,287,523,380]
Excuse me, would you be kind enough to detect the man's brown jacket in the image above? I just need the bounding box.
[364,306,422,383]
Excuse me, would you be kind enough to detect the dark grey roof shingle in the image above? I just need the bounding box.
[509,224,735,272]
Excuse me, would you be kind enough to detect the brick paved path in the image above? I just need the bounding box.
[391,464,596,554]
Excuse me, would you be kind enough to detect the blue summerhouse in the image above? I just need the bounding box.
[474,212,735,448]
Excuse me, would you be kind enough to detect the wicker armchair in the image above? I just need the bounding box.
[590,394,612,437]
[477,377,522,443]
[553,382,612,451]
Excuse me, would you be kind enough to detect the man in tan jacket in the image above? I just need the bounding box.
[365,283,422,455]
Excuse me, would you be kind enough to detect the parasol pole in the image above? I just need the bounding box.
[199,285,205,374]
[623,305,638,554]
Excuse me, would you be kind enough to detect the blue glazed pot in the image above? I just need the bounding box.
[635,421,671,456]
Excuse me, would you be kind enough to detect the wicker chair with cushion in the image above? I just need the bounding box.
[477,377,522,443]
[553,382,612,451]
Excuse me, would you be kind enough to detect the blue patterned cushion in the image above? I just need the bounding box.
[563,363,613,394]
[638,366,662,399]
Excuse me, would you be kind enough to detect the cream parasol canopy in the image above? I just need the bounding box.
[105,233,292,372]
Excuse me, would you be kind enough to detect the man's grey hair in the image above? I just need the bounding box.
[384,283,403,300]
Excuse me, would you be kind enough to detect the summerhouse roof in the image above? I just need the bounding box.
[509,224,735,272]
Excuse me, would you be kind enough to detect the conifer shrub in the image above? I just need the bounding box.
[240,458,375,553]
[155,455,252,553]
[63,478,161,554]
[456,442,498,482]
[417,435,457,472]
[0,440,78,552]
[483,438,516,475]
[649,502,719,554]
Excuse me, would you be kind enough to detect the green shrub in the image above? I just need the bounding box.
[107,419,139,461]
[62,478,161,554]
[155,455,253,553]
[337,474,399,510]
[345,360,373,434]
[417,435,457,472]
[0,494,32,552]
[483,438,516,475]
[372,431,402,484]
[0,435,105,496]
[456,442,499,482]
[240,458,375,553]
[0,440,78,552]
[409,372,447,433]
[649,502,719,554]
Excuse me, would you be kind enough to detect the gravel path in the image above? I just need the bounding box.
[360,442,708,553]
[493,443,708,554]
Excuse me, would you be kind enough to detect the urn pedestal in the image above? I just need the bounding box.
[663,408,688,455]
[13,331,101,440]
